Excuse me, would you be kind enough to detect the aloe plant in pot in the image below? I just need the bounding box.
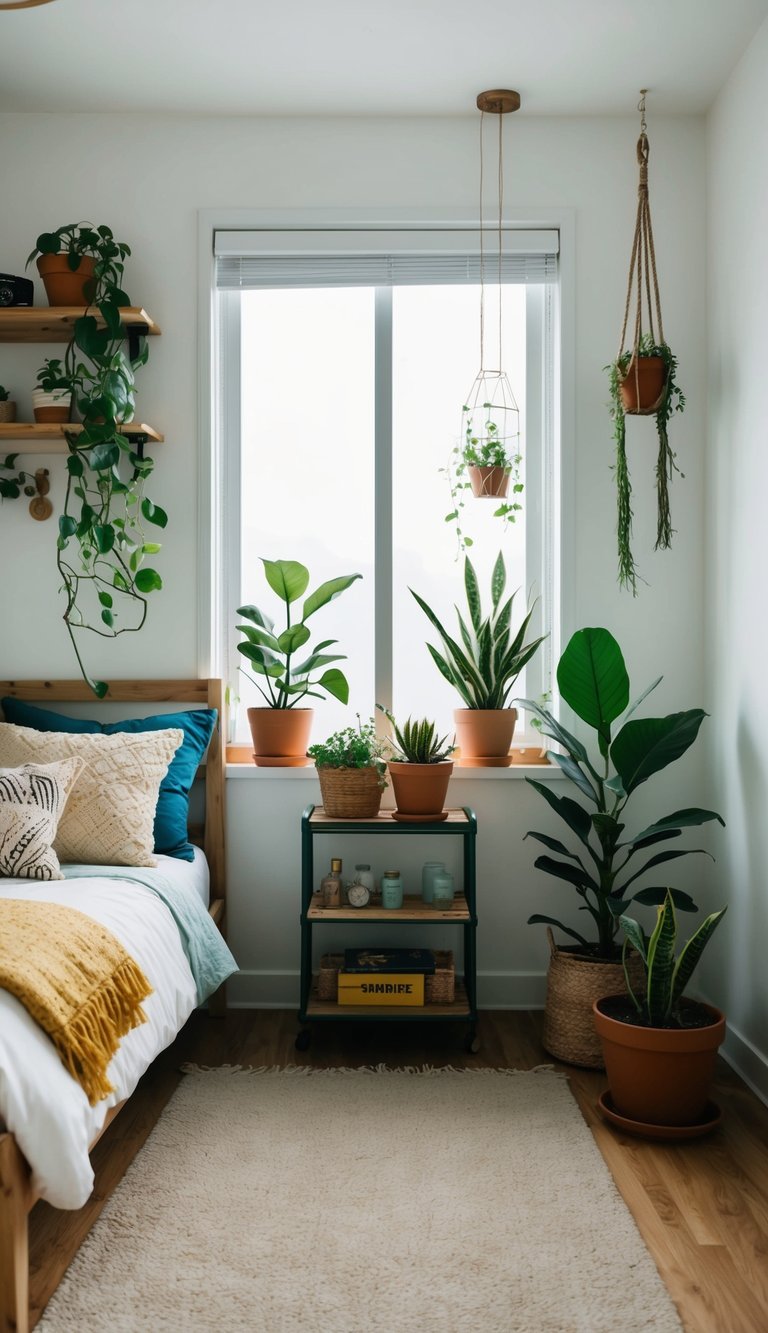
[594,890,727,1132]
[519,625,724,1067]
[377,707,454,822]
[237,558,362,765]
[410,551,547,765]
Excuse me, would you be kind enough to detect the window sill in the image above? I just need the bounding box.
[226,760,568,781]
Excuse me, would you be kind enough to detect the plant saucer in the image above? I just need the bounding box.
[252,754,312,768]
[597,1090,722,1140]
[391,810,450,823]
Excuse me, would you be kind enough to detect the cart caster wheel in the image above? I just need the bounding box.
[295,1029,312,1052]
[465,1032,481,1054]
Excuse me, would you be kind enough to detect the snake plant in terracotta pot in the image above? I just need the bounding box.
[519,625,724,1068]
[410,551,547,765]
[237,558,361,765]
[594,890,727,1132]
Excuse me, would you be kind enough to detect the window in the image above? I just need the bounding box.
[213,225,559,742]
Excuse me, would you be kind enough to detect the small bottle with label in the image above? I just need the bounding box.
[320,857,343,908]
[381,869,404,910]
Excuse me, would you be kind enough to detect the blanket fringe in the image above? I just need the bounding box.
[51,957,152,1105]
[180,1062,560,1077]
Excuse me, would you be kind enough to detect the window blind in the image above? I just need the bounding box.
[214,228,558,289]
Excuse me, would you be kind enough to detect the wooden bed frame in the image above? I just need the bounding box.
[0,678,227,1333]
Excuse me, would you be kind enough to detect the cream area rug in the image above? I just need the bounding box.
[39,1068,681,1333]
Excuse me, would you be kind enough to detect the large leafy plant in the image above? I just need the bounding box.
[237,558,361,708]
[520,627,724,958]
[410,551,546,709]
[619,890,726,1027]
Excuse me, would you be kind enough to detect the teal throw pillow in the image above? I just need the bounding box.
[0,698,217,862]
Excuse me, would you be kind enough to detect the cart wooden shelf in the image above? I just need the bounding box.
[297,803,479,1051]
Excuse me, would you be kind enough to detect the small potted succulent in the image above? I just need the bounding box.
[237,558,362,765]
[307,716,387,818]
[594,890,727,1132]
[377,707,454,822]
[410,551,547,764]
[31,359,72,423]
[26,222,131,308]
[0,385,16,424]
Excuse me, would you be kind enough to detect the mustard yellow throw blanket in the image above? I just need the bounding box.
[0,899,152,1105]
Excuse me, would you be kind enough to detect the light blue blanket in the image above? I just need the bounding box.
[62,864,238,1004]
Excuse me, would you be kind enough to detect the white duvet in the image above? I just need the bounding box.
[0,853,209,1209]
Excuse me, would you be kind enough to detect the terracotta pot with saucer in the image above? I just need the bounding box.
[247,707,313,767]
[387,760,453,822]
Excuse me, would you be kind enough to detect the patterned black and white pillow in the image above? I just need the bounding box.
[0,758,83,881]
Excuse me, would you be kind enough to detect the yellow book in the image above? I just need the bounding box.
[337,972,425,1006]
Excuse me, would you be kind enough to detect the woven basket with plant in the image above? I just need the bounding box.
[307,717,387,819]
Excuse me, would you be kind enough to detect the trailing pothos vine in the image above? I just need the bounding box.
[608,335,685,595]
[30,225,167,697]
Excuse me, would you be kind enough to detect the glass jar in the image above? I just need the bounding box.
[431,869,455,908]
[353,864,375,895]
[421,861,446,904]
[381,869,404,910]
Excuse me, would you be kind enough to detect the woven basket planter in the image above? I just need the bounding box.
[316,765,383,819]
[317,951,454,1004]
[542,929,646,1069]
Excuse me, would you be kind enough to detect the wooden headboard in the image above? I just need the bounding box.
[0,678,226,922]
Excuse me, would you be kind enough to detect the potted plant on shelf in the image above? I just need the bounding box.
[0,385,16,424]
[307,716,387,818]
[594,890,727,1134]
[377,707,454,822]
[26,222,131,308]
[31,358,72,422]
[410,551,547,765]
[608,334,686,595]
[237,558,362,765]
[519,625,724,1068]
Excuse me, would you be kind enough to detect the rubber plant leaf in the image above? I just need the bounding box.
[302,573,362,620]
[318,668,350,704]
[262,558,310,605]
[610,710,707,795]
[556,627,630,756]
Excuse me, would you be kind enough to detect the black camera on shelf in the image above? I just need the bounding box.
[0,273,34,307]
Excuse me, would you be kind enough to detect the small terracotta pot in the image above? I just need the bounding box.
[593,996,725,1126]
[468,464,510,498]
[0,401,17,423]
[454,708,517,761]
[247,707,313,764]
[387,760,453,819]
[618,356,666,414]
[36,253,97,307]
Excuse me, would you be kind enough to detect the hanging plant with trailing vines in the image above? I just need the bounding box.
[608,94,685,596]
[26,223,167,696]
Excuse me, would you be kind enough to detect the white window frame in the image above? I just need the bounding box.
[197,209,576,744]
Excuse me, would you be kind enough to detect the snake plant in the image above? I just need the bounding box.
[620,890,727,1027]
[377,708,453,765]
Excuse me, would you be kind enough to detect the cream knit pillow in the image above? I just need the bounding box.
[0,724,184,867]
[0,757,83,880]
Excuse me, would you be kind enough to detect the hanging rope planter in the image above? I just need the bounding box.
[609,91,686,595]
[444,90,523,555]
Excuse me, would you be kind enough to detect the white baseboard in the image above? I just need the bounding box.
[720,1021,768,1107]
[226,970,548,1010]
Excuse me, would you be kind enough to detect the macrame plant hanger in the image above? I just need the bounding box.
[455,92,522,536]
[613,90,683,595]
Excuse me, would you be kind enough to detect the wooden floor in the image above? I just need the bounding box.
[28,1009,768,1332]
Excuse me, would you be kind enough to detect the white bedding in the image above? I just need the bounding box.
[0,852,208,1209]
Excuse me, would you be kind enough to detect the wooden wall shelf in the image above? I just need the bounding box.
[0,307,161,342]
[0,423,164,452]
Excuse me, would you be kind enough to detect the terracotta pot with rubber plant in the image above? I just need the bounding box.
[378,709,454,822]
[236,556,362,767]
[410,550,546,767]
[593,892,727,1132]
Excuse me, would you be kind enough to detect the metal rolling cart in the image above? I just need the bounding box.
[296,804,479,1052]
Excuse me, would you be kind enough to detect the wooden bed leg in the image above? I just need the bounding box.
[0,1133,32,1333]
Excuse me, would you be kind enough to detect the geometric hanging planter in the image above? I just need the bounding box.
[608,92,686,595]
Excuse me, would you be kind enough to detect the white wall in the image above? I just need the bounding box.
[0,112,710,1008]
[704,18,768,1098]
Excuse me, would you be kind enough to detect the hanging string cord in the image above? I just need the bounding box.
[497,108,504,370]
[479,110,485,370]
